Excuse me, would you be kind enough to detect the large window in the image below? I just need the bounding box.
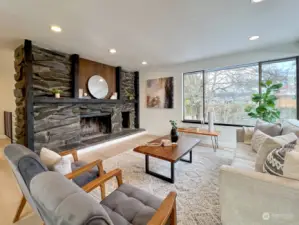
[183,71,204,120]
[183,57,298,126]
[262,59,297,120]
[205,65,258,125]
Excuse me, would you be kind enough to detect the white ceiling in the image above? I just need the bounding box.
[0,0,299,70]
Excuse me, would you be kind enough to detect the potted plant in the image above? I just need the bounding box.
[245,80,283,123]
[125,90,135,100]
[51,89,63,99]
[169,120,179,143]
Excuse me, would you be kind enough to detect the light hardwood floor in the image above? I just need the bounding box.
[0,134,158,225]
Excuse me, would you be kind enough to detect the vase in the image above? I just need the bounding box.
[170,128,179,143]
[208,111,214,132]
[55,93,60,99]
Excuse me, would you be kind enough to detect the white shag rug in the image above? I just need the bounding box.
[90,145,234,225]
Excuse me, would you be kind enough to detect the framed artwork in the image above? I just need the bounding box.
[146,77,174,108]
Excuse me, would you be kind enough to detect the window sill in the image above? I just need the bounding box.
[181,120,254,128]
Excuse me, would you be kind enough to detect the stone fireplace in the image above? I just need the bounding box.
[122,112,130,129]
[80,114,112,141]
[13,41,142,153]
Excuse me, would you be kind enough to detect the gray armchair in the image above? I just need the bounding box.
[5,145,105,223]
[5,144,177,225]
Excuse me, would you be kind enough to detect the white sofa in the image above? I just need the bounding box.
[220,128,299,225]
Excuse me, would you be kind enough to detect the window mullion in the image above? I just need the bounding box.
[203,70,205,123]
[296,57,299,120]
[258,62,262,94]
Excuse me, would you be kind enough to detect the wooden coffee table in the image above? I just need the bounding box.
[133,135,200,183]
[177,127,219,152]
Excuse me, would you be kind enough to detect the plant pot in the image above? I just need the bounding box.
[170,128,179,143]
[55,93,60,98]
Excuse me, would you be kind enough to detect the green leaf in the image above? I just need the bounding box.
[260,81,267,88]
[265,80,272,86]
[252,94,262,103]
[248,112,258,118]
[269,83,283,91]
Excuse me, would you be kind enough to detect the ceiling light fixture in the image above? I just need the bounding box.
[249,36,260,41]
[251,0,264,3]
[109,49,116,54]
[51,25,62,33]
[142,61,147,65]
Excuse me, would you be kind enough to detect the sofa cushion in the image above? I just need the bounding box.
[71,160,99,187]
[254,119,282,137]
[232,158,255,170]
[282,119,299,137]
[251,130,270,153]
[284,150,299,181]
[263,144,296,176]
[101,183,163,225]
[255,132,297,172]
[243,127,254,145]
[235,143,256,162]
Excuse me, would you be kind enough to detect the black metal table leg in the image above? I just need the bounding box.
[180,150,192,163]
[145,155,175,183]
[211,136,217,152]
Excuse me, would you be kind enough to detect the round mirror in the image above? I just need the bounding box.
[87,75,109,99]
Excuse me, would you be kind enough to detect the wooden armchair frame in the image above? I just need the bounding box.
[13,148,105,224]
[82,169,177,225]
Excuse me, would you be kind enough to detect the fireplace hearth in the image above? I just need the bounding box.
[80,114,112,141]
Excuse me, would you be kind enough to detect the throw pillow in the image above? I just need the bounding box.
[243,127,254,145]
[52,157,72,175]
[263,144,296,176]
[251,130,270,153]
[282,119,299,137]
[284,150,299,181]
[255,132,297,172]
[254,119,282,137]
[40,147,62,169]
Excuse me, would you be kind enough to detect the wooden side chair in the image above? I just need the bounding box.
[5,145,105,224]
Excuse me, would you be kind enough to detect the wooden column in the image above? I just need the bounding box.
[115,66,122,100]
[134,71,140,128]
[24,40,34,150]
[71,54,79,98]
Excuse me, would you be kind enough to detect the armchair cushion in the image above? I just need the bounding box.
[30,172,113,225]
[101,183,163,225]
[71,160,100,187]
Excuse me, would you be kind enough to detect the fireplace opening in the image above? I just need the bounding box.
[80,114,111,141]
[122,111,130,129]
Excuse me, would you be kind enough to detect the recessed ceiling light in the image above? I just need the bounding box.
[51,25,62,33]
[142,61,147,65]
[109,49,116,54]
[249,36,260,41]
[251,0,264,3]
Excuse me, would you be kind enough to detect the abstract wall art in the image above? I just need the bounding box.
[146,77,174,108]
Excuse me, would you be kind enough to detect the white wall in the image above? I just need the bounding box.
[140,42,299,148]
[0,49,15,138]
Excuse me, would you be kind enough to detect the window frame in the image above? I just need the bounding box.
[182,56,299,127]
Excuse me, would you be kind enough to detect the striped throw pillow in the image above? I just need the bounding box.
[263,144,296,176]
